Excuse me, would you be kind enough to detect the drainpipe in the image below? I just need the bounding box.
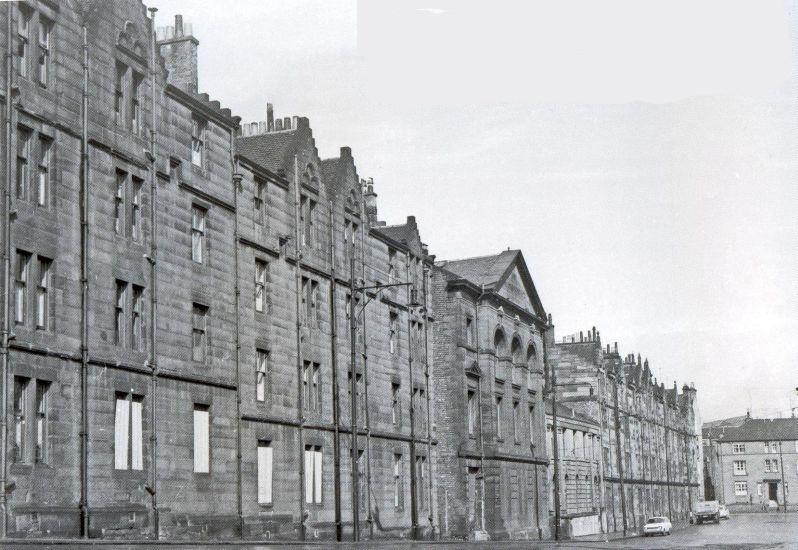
[612,375,627,536]
[293,156,306,541]
[0,2,15,539]
[474,285,487,534]
[232,155,243,536]
[405,259,418,540]
[146,7,159,539]
[328,202,342,541]
[597,371,607,537]
[79,22,91,540]
[421,264,434,537]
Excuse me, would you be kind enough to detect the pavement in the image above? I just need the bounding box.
[3,512,797,549]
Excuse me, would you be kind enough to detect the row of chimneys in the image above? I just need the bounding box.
[238,104,301,136]
[155,14,194,41]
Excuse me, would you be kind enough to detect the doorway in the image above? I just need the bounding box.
[768,482,778,502]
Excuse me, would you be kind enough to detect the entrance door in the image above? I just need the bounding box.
[769,482,778,502]
[467,467,482,530]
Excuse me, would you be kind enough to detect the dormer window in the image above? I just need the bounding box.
[191,116,207,167]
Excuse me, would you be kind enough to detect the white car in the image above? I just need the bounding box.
[719,505,730,519]
[643,516,672,537]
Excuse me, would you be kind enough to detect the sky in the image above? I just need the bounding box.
[150,0,798,422]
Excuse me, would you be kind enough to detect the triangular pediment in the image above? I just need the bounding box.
[494,252,545,318]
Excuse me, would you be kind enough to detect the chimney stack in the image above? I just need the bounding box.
[157,14,199,93]
[267,103,274,132]
[363,177,379,226]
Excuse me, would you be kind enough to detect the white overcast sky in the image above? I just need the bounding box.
[151,0,798,422]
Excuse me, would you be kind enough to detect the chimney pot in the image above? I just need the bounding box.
[275,119,283,131]
[175,15,184,37]
[283,117,291,130]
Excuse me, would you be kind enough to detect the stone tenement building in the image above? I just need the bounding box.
[0,0,436,540]
[549,331,702,535]
[703,416,798,512]
[545,401,601,537]
[431,251,550,540]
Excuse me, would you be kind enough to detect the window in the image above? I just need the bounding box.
[257,441,273,504]
[254,177,265,223]
[37,136,51,206]
[17,128,31,201]
[15,251,31,325]
[114,394,143,470]
[389,312,398,354]
[467,389,476,436]
[414,387,426,431]
[115,62,126,125]
[115,170,126,234]
[304,445,322,504]
[303,361,321,413]
[131,71,143,134]
[255,260,267,312]
[131,285,143,350]
[131,178,142,240]
[16,7,31,78]
[734,481,748,496]
[392,383,401,426]
[388,248,396,283]
[528,405,535,444]
[34,381,50,463]
[300,195,316,247]
[772,442,779,453]
[465,316,474,346]
[256,349,268,402]
[769,459,779,472]
[193,405,210,473]
[302,277,319,327]
[733,460,746,476]
[393,453,404,509]
[495,395,503,439]
[348,372,365,427]
[35,257,51,330]
[191,116,206,167]
[115,280,127,345]
[192,304,208,362]
[732,443,745,454]
[37,17,51,86]
[513,400,520,443]
[13,377,29,463]
[191,206,206,263]
[169,157,182,182]
[415,455,427,510]
[765,459,772,473]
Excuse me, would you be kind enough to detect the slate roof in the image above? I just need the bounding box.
[375,224,417,247]
[236,131,296,175]
[704,417,798,442]
[545,400,599,427]
[437,250,519,289]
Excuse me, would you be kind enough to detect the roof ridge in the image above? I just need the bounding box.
[439,250,514,264]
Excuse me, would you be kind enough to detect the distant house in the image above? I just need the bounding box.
[703,415,798,511]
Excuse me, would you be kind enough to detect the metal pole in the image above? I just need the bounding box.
[146,7,159,539]
[293,156,306,540]
[779,441,786,513]
[613,376,627,536]
[349,239,359,541]
[79,23,90,539]
[405,260,418,539]
[0,2,15,539]
[549,324,562,540]
[359,232,373,539]
[664,401,672,520]
[475,287,486,534]
[421,265,434,537]
[328,202,342,541]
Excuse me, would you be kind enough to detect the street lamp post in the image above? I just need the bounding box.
[349,260,419,541]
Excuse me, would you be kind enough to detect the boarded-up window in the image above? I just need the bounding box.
[193,405,210,473]
[257,441,273,504]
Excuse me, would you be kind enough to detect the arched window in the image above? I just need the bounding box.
[511,337,523,364]
[526,344,537,369]
[494,329,507,357]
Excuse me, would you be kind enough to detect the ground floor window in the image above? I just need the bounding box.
[734,481,748,496]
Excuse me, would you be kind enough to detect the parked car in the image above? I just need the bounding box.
[643,516,672,537]
[719,504,730,519]
[694,500,720,524]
